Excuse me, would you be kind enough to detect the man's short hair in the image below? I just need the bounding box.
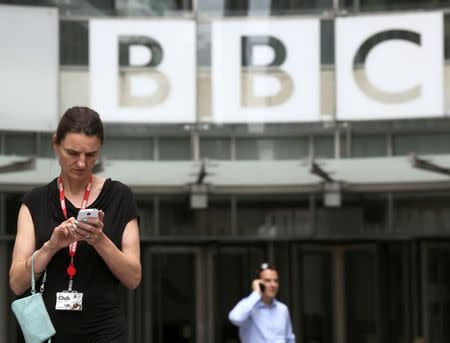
[256,262,278,277]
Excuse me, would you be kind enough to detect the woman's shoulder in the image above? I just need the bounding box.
[21,179,56,206]
[23,179,56,198]
[107,179,133,193]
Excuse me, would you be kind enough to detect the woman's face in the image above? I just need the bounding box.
[54,132,102,180]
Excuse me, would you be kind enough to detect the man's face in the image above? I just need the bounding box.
[260,269,279,299]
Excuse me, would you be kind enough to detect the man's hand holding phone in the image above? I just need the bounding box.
[252,279,265,294]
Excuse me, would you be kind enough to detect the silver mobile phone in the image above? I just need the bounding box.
[77,209,99,222]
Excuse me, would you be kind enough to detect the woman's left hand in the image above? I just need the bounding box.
[73,210,105,245]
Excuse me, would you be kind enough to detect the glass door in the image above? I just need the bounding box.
[423,242,450,343]
[296,245,378,343]
[211,245,266,343]
[145,247,201,343]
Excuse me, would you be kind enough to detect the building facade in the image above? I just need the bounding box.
[1,1,450,343]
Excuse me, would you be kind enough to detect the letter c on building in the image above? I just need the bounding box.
[353,29,421,104]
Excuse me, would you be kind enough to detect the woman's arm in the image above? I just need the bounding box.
[9,204,75,295]
[90,218,141,290]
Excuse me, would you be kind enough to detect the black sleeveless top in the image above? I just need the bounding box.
[21,178,139,343]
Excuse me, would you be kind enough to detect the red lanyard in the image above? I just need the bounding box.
[58,175,92,287]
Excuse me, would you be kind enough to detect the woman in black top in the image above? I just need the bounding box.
[9,106,141,342]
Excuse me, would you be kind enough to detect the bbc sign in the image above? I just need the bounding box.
[90,19,196,123]
[89,12,443,124]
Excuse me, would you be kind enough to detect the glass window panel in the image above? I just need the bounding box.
[222,0,333,15]
[38,133,54,158]
[383,244,409,343]
[342,0,450,11]
[358,0,450,11]
[352,135,387,157]
[236,196,311,237]
[0,0,51,5]
[60,20,89,66]
[300,251,333,343]
[192,201,232,236]
[200,138,231,160]
[0,0,193,15]
[314,136,334,158]
[197,23,211,67]
[4,133,35,156]
[136,199,154,236]
[159,199,194,235]
[321,20,334,65]
[236,138,309,160]
[213,246,266,343]
[159,138,191,161]
[345,251,377,343]
[394,192,450,235]
[116,0,193,16]
[61,0,116,16]
[424,243,450,343]
[445,14,450,60]
[198,0,225,15]
[151,253,196,343]
[271,0,333,13]
[315,193,388,237]
[393,134,450,156]
[159,198,231,236]
[235,139,258,160]
[102,137,153,160]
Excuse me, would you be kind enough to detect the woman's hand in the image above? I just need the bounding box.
[74,210,105,246]
[47,218,78,251]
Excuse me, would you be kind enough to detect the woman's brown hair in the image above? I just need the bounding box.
[55,106,104,145]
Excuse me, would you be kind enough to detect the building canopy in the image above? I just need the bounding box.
[0,155,448,194]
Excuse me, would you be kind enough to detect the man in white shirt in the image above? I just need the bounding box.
[228,263,296,343]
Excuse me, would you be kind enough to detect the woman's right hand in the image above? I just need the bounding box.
[47,218,78,251]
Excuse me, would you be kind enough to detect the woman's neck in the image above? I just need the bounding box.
[60,173,93,195]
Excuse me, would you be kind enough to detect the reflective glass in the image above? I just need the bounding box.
[394,192,450,235]
[200,138,231,160]
[351,134,387,157]
[102,137,154,160]
[383,243,409,343]
[219,0,333,16]
[150,253,196,343]
[314,136,334,158]
[236,137,309,160]
[345,250,377,343]
[425,243,450,343]
[159,138,191,161]
[116,0,193,16]
[236,196,311,236]
[315,193,388,237]
[60,20,88,66]
[393,133,450,156]
[4,133,35,156]
[159,198,232,236]
[299,251,333,343]
[344,0,450,11]
[38,133,55,158]
[136,199,154,236]
[213,246,265,343]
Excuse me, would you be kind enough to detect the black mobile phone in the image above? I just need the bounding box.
[259,282,265,293]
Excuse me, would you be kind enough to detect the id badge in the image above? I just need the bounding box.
[55,291,83,311]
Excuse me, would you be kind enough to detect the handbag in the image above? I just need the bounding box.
[11,251,56,343]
